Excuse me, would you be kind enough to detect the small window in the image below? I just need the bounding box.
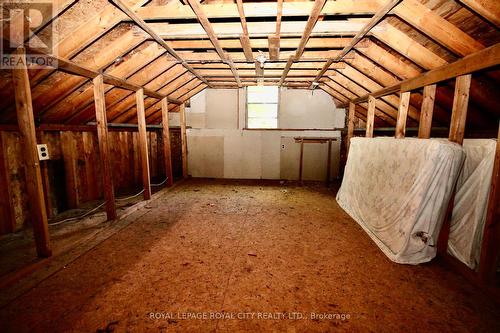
[247,86,279,129]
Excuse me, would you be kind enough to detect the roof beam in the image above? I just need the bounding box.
[148,20,379,39]
[353,42,500,103]
[20,47,179,104]
[393,0,484,56]
[268,0,283,61]
[133,1,382,20]
[236,0,254,62]
[186,0,241,87]
[280,0,327,85]
[110,0,211,86]
[310,0,401,88]
[456,0,500,27]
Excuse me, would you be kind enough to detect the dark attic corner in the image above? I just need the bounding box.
[0,0,499,332]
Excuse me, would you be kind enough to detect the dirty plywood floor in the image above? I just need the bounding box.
[0,179,499,332]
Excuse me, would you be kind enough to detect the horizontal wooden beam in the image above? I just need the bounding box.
[110,0,211,87]
[133,1,381,21]
[352,42,500,103]
[20,47,182,104]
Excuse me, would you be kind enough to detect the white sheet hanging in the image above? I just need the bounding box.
[447,139,497,269]
[336,137,465,264]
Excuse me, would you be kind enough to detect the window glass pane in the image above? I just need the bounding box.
[248,117,278,129]
[247,86,279,103]
[248,103,278,118]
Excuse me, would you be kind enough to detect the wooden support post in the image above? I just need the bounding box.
[448,74,472,145]
[346,102,355,152]
[179,103,188,178]
[478,122,500,284]
[438,74,472,254]
[136,88,151,200]
[93,75,117,221]
[326,139,332,186]
[12,48,51,257]
[366,96,376,138]
[418,84,436,139]
[395,91,411,138]
[0,132,16,234]
[161,98,173,186]
[61,132,79,208]
[299,138,304,184]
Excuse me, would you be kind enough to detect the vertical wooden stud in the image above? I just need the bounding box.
[12,48,52,257]
[366,96,376,138]
[93,74,116,220]
[61,131,79,208]
[299,138,304,183]
[449,74,472,145]
[479,122,500,284]
[179,103,188,178]
[136,88,151,200]
[395,91,411,139]
[326,139,332,185]
[438,74,472,254]
[161,98,174,186]
[418,84,436,139]
[0,132,16,234]
[346,102,355,152]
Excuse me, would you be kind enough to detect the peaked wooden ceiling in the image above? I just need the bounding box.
[0,0,499,128]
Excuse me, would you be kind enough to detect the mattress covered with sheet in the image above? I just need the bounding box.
[336,137,465,264]
[448,139,497,269]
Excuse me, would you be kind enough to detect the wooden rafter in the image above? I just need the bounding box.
[353,43,500,103]
[110,0,211,86]
[235,0,254,62]
[268,0,283,61]
[186,0,242,87]
[280,0,326,85]
[133,1,381,21]
[310,0,402,88]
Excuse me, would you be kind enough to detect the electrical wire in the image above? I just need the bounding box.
[48,177,169,226]
[48,202,106,226]
[151,178,168,187]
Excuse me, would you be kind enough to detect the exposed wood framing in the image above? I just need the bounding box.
[21,46,181,104]
[236,0,254,62]
[457,0,500,27]
[310,0,401,88]
[418,85,437,139]
[366,96,376,138]
[136,89,152,200]
[110,0,211,87]
[0,133,16,234]
[280,0,326,85]
[186,0,242,87]
[12,48,52,257]
[268,0,283,61]
[179,103,188,178]
[93,75,117,221]
[346,102,355,153]
[352,43,500,104]
[448,75,472,145]
[161,98,174,187]
[395,92,411,138]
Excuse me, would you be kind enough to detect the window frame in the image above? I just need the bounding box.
[245,86,280,129]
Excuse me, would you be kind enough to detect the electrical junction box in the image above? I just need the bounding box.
[37,144,50,160]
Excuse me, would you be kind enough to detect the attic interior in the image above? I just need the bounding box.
[0,0,499,331]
